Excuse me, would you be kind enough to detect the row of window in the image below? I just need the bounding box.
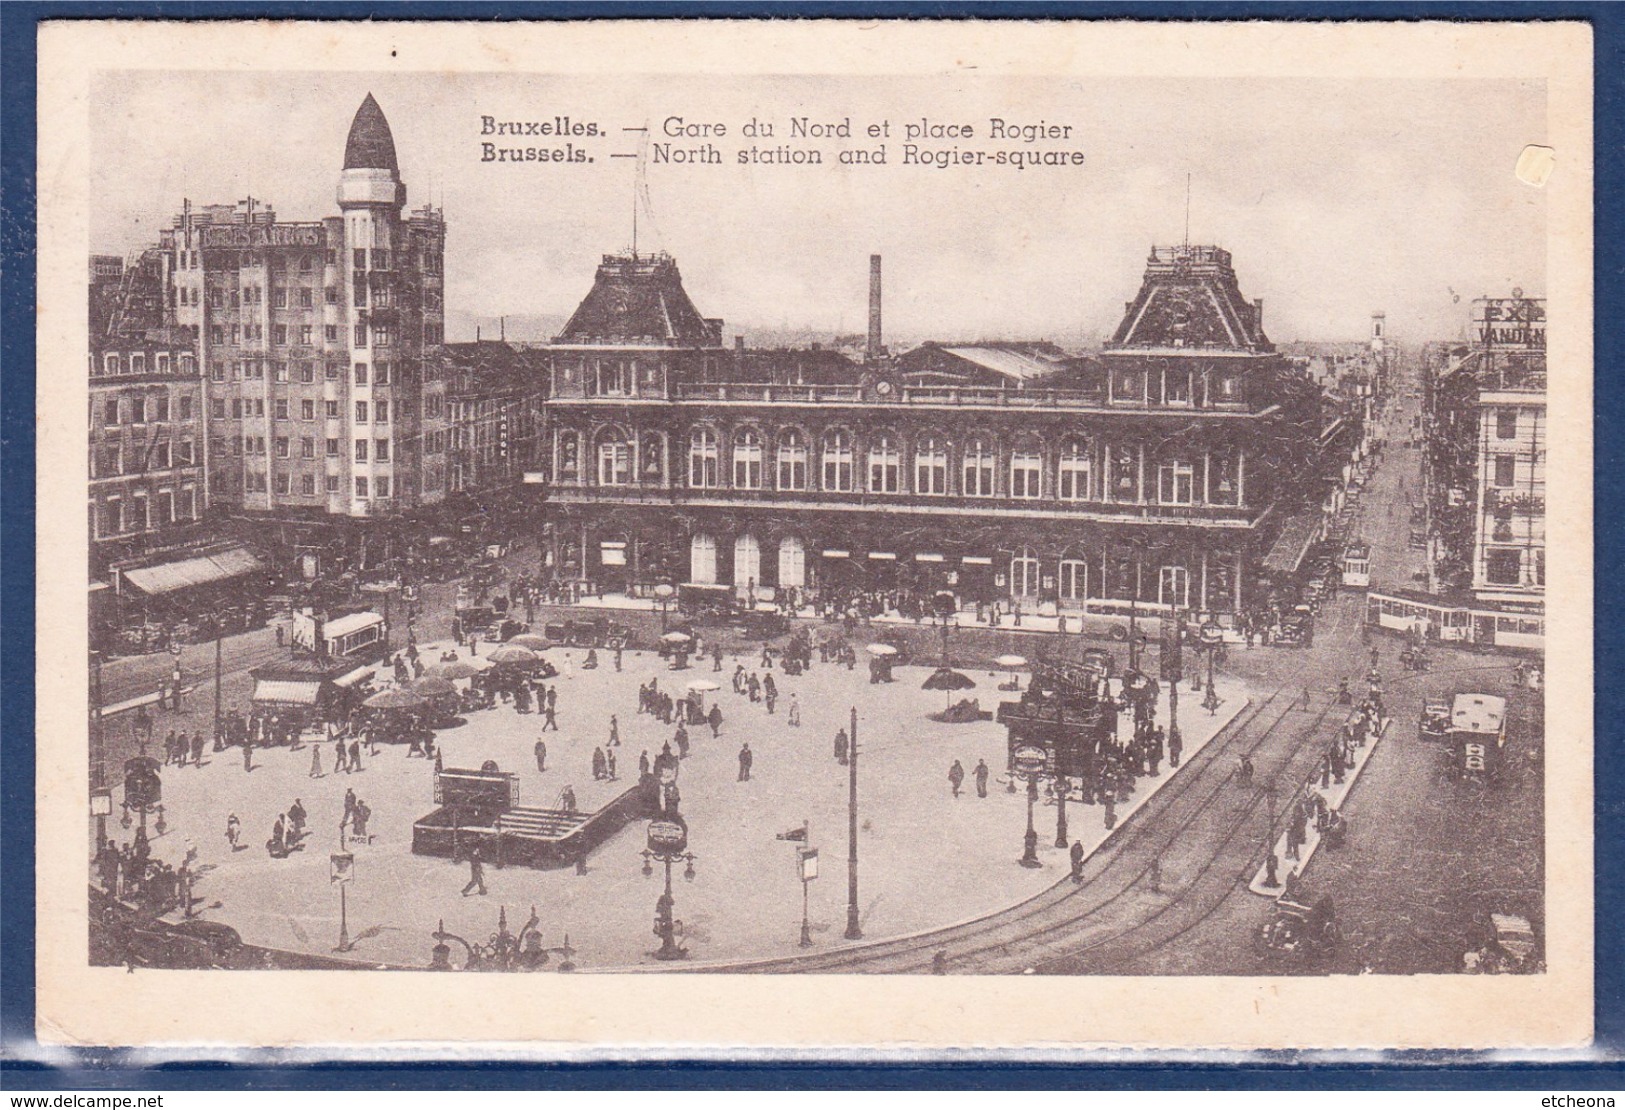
[96,394,195,426]
[209,397,404,424]
[206,322,400,348]
[209,359,395,384]
[560,428,1242,506]
[683,533,1204,606]
[223,470,396,499]
[211,435,392,461]
[94,353,195,378]
[91,440,195,477]
[92,487,197,538]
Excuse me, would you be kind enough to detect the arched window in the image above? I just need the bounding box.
[689,427,719,488]
[1159,565,1189,608]
[733,428,764,489]
[556,430,581,483]
[1058,555,1089,601]
[596,428,632,486]
[1157,453,1196,505]
[1010,546,1041,598]
[915,436,948,495]
[1010,441,1043,499]
[734,534,761,590]
[776,429,808,490]
[778,536,806,589]
[1058,437,1092,501]
[963,437,996,497]
[821,429,854,492]
[868,433,901,493]
[690,533,718,584]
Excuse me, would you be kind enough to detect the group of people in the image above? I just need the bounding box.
[946,758,993,798]
[95,829,197,919]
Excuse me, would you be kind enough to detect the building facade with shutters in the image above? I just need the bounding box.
[540,244,1334,622]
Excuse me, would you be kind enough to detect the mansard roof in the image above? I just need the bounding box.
[554,252,723,347]
[1108,245,1273,355]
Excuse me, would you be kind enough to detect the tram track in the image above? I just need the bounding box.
[697,681,1351,974]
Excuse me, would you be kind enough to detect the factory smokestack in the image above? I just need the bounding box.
[867,254,883,361]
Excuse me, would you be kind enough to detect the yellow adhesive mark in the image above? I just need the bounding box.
[1516,144,1555,187]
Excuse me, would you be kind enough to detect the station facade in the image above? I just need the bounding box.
[541,245,1335,621]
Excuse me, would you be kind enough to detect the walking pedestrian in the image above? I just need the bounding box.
[225,813,241,850]
[592,746,607,781]
[708,703,722,738]
[334,736,350,773]
[344,788,358,826]
[639,750,651,777]
[1168,728,1182,767]
[560,785,577,813]
[349,738,363,772]
[974,758,990,798]
[609,715,620,747]
[606,749,618,780]
[462,845,488,897]
[835,727,849,765]
[542,702,559,731]
[948,759,965,798]
[737,742,753,782]
[288,799,307,839]
[534,739,548,772]
[1070,839,1085,882]
[242,738,254,773]
[788,695,801,727]
[308,743,324,778]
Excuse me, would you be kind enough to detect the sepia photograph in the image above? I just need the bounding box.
[33,18,1593,1051]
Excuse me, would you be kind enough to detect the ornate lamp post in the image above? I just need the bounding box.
[642,813,696,961]
[1200,621,1225,712]
[1012,743,1047,868]
[429,905,562,971]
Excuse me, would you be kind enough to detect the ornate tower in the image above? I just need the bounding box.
[337,93,406,517]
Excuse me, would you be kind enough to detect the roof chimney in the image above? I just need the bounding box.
[867,254,883,361]
[734,335,745,351]
[1253,298,1263,331]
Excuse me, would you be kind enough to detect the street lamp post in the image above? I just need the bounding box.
[90,650,108,853]
[643,812,695,961]
[844,705,862,940]
[331,849,355,953]
[1053,776,1069,849]
[1013,744,1047,868]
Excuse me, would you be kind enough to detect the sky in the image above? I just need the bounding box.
[91,70,1548,346]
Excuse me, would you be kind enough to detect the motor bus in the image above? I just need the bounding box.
[1448,692,1508,782]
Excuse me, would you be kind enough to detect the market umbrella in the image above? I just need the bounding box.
[364,688,426,710]
[661,631,694,644]
[409,677,458,699]
[685,679,721,693]
[922,666,977,710]
[486,645,540,667]
[994,653,1028,691]
[426,660,480,681]
[508,634,553,651]
[865,643,898,657]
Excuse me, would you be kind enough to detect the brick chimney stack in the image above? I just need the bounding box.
[867,254,883,361]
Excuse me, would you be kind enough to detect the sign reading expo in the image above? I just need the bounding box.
[1472,294,1546,350]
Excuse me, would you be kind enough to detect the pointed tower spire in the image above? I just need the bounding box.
[344,93,399,172]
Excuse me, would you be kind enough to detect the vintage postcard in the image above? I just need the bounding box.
[32,18,1592,1052]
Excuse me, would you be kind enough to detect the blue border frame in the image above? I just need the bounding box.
[2,0,1618,1088]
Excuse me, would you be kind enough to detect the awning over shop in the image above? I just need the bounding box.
[333,666,376,688]
[252,679,321,706]
[1263,512,1322,576]
[121,547,262,596]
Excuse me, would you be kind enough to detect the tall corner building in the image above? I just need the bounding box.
[160,93,448,532]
